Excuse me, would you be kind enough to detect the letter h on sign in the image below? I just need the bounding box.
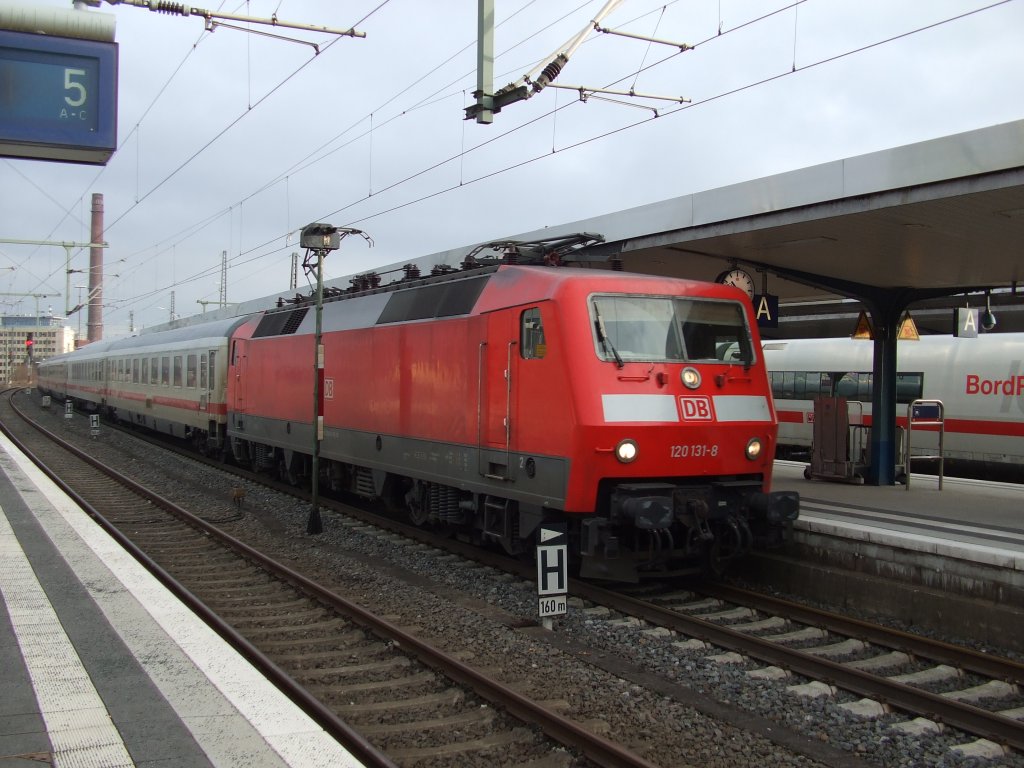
[537,546,567,595]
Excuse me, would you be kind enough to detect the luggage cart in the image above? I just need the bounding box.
[804,396,869,484]
[901,399,945,490]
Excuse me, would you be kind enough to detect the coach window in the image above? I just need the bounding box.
[132,359,140,384]
[200,355,208,390]
[142,358,149,384]
[186,355,197,388]
[520,308,546,359]
[896,373,924,403]
[161,356,171,386]
[173,356,183,388]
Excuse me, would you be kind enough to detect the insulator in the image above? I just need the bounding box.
[535,57,564,90]
[152,1,190,15]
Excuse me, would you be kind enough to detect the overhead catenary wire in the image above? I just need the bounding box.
[5,0,1015,330]
[117,0,1017,321]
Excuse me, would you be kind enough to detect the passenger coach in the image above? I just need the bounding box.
[764,334,1024,479]
[37,317,246,455]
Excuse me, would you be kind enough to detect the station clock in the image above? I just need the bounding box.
[715,267,755,299]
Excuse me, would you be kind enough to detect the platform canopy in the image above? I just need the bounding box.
[488,119,1024,336]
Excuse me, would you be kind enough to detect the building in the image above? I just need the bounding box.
[1,315,76,385]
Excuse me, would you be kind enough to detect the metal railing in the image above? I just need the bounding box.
[904,399,945,490]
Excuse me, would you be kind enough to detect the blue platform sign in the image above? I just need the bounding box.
[0,29,118,165]
[753,293,779,328]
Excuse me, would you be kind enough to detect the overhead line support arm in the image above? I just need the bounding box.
[100,1,366,38]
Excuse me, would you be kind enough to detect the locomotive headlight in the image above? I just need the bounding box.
[745,437,763,461]
[615,439,639,463]
[681,366,701,390]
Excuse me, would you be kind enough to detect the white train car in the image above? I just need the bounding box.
[763,334,1024,480]
[37,317,247,454]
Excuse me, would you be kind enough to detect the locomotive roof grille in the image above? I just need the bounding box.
[377,274,491,325]
[253,307,310,337]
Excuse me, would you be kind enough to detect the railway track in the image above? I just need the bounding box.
[1,389,660,768]
[12,388,1024,765]
[570,581,1024,757]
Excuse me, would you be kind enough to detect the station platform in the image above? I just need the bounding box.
[753,461,1024,651]
[0,432,363,768]
[773,460,1024,566]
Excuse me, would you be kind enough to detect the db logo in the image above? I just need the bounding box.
[679,396,714,421]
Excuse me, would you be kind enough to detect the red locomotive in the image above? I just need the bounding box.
[38,236,798,581]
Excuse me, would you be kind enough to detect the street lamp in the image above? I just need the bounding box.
[299,222,372,535]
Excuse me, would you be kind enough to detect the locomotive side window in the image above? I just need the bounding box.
[520,308,546,359]
[590,295,753,364]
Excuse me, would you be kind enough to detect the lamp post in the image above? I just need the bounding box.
[299,223,372,535]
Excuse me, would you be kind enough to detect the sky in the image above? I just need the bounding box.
[2,0,1023,337]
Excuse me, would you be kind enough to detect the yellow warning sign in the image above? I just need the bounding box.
[897,311,920,340]
[852,310,873,339]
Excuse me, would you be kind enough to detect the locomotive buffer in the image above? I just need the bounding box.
[537,523,569,621]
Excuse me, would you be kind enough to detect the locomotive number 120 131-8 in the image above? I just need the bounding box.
[670,444,719,458]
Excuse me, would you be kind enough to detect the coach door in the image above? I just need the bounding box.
[231,340,247,417]
[477,311,518,481]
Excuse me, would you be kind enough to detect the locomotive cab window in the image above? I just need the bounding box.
[520,307,546,359]
[590,295,754,365]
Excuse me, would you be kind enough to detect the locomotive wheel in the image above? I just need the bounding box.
[408,503,429,526]
[702,538,728,580]
[278,460,299,486]
[406,482,429,526]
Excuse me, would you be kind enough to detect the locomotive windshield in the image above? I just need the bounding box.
[590,295,754,365]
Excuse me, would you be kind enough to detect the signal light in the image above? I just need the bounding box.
[25,332,34,359]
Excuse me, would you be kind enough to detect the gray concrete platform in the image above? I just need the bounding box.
[0,431,363,768]
[773,460,1024,567]
[741,461,1024,651]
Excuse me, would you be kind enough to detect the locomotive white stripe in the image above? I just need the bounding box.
[602,394,678,423]
[712,395,772,422]
[601,394,772,423]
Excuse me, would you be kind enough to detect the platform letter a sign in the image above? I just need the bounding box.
[754,294,779,329]
[954,307,978,338]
